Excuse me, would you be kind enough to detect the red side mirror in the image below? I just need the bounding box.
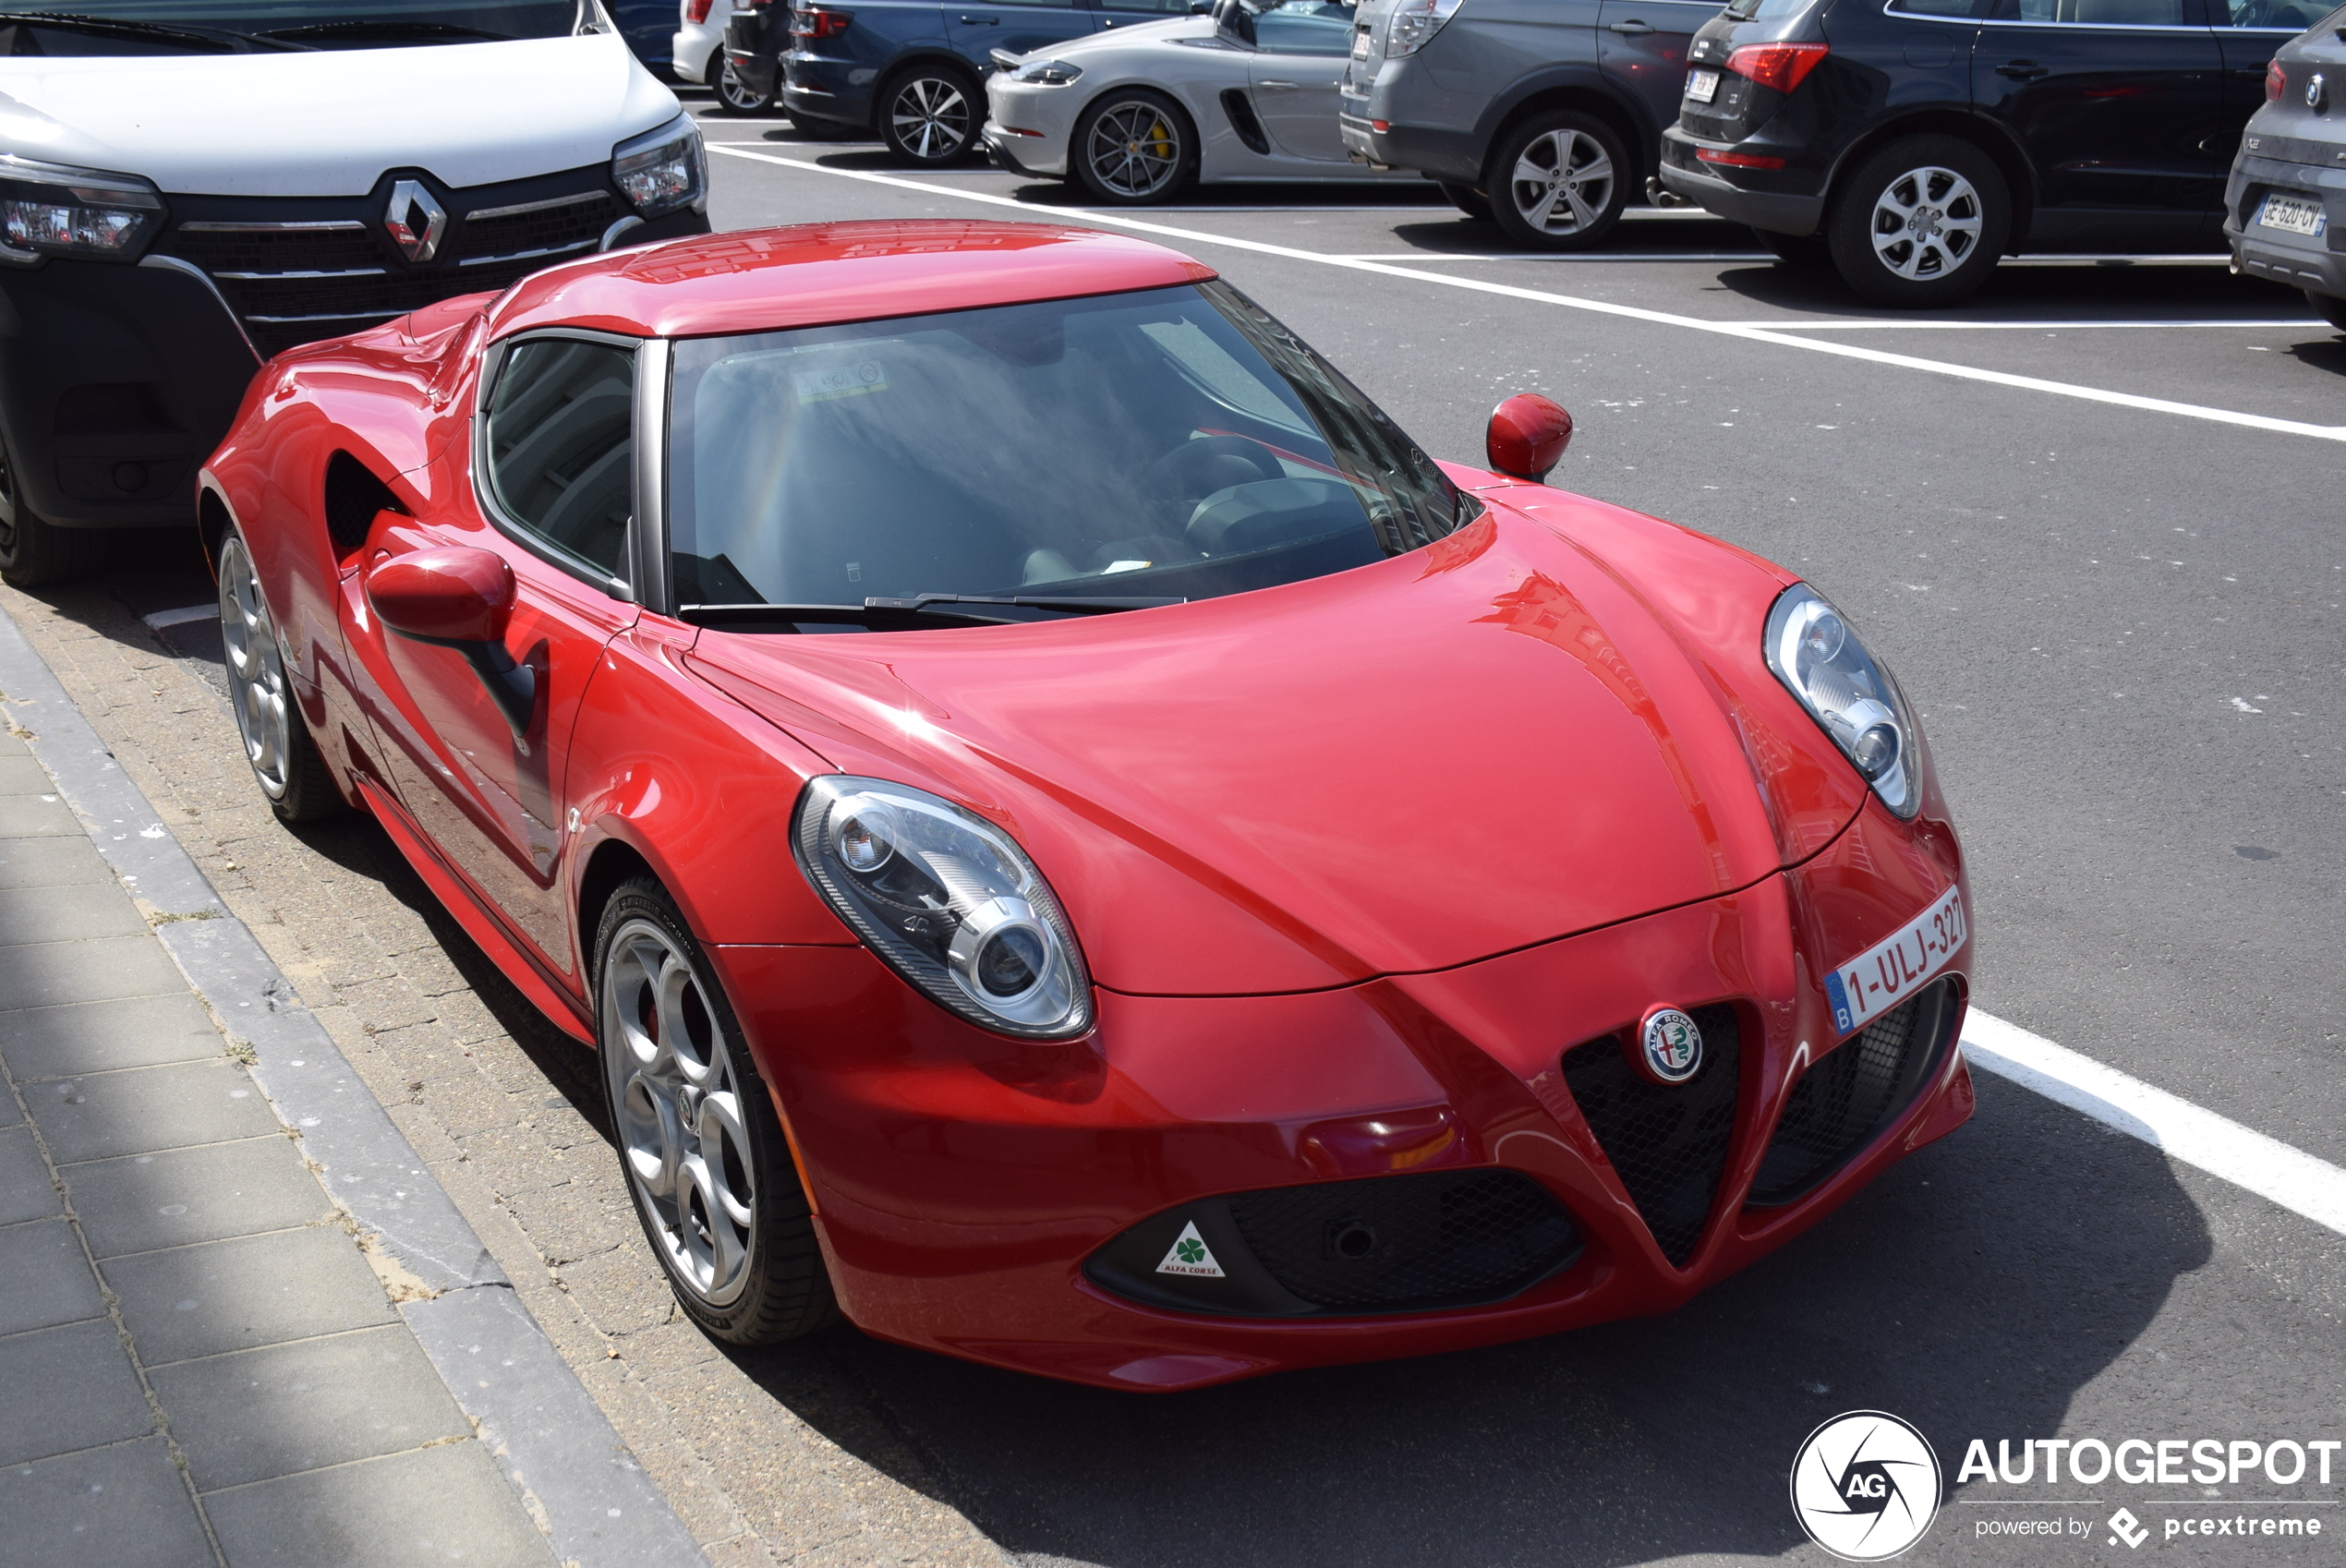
[366,545,514,645]
[1486,393,1574,482]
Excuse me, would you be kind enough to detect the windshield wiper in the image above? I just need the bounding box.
[682,595,1186,631]
[259,18,513,42]
[0,10,309,50]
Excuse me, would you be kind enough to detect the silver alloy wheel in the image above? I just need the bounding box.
[1507,127,1614,236]
[1085,101,1184,199]
[602,918,758,1308]
[1867,164,1983,282]
[716,53,767,113]
[890,75,973,161]
[218,533,296,800]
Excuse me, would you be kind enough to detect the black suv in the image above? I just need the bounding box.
[1656,0,2319,305]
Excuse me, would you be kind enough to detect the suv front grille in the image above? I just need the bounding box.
[1560,1004,1742,1268]
[160,188,619,357]
[1227,1169,1580,1313]
[1746,978,1959,1207]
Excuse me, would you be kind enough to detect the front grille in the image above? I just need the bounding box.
[1747,978,1958,1207]
[158,188,618,358]
[1560,1005,1742,1268]
[1227,1169,1580,1313]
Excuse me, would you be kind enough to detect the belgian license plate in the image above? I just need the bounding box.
[1351,26,1373,58]
[2257,192,2327,238]
[1824,887,1966,1036]
[1686,67,1720,103]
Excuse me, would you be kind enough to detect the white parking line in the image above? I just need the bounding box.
[141,604,215,631]
[1723,319,2319,331]
[1965,1012,2346,1238]
[711,145,2346,444]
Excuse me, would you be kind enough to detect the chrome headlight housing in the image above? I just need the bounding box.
[793,777,1094,1039]
[1010,57,1082,84]
[611,115,707,219]
[0,158,164,266]
[1763,584,1921,818]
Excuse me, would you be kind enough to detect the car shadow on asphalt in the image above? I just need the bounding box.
[1708,260,2311,320]
[2284,335,2346,376]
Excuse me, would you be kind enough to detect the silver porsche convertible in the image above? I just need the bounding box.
[982,0,1423,204]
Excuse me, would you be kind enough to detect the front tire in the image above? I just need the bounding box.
[596,879,838,1345]
[0,442,106,589]
[1486,112,1629,251]
[1753,226,1832,269]
[2309,290,2346,333]
[1438,181,1493,223]
[1825,135,2009,308]
[217,530,341,823]
[1071,90,1196,205]
[879,65,981,165]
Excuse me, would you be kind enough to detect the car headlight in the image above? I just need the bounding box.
[1763,584,1922,818]
[1385,0,1464,57]
[1010,57,1082,84]
[793,777,1094,1039]
[0,157,164,265]
[611,116,707,218]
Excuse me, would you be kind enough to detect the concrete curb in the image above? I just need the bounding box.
[0,601,709,1568]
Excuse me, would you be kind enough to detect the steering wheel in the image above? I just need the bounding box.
[1138,436,1281,529]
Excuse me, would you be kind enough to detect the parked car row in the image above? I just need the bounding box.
[724,0,2342,310]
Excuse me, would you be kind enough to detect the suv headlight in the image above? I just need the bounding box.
[793,777,1094,1040]
[0,158,164,265]
[1010,57,1082,84]
[1385,0,1464,57]
[611,116,707,218]
[1763,584,1922,819]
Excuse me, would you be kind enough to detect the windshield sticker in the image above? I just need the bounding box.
[794,360,888,404]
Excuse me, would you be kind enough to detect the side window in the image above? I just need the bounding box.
[1996,0,2184,19]
[2216,0,2330,24]
[1253,0,1356,52]
[1887,0,1989,17]
[483,338,635,584]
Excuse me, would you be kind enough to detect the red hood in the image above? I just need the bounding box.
[684,493,1868,995]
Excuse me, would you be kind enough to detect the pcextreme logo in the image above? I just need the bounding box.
[1791,1411,1943,1562]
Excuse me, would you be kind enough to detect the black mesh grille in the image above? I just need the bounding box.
[1560,1005,1742,1268]
[453,194,615,262]
[167,225,381,275]
[1747,979,1957,1207]
[1226,1169,1580,1313]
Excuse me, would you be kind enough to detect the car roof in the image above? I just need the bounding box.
[483,220,1220,341]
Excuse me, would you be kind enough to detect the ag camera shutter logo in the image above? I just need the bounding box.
[1790,1411,1942,1561]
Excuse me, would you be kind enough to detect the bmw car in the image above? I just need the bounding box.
[985,0,1421,204]
[201,221,1975,1390]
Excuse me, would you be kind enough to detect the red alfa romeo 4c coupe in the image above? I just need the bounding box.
[201,221,1974,1391]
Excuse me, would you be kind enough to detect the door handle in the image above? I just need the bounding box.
[1996,59,2050,79]
[1605,18,1656,32]
[958,13,998,21]
[1258,78,1300,88]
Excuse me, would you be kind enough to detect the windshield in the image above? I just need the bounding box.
[665,281,1478,622]
[0,0,589,49]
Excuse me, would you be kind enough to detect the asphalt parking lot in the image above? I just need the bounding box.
[9,99,2341,1565]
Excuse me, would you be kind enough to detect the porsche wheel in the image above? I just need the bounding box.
[1073,91,1195,206]
[597,879,837,1344]
[1487,113,1627,251]
[880,66,979,165]
[1825,135,2009,308]
[218,530,340,823]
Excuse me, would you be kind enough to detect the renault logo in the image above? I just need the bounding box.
[384,179,446,263]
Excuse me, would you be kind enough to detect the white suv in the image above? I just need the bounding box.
[0,1,708,585]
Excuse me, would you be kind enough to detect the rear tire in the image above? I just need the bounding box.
[2308,289,2346,332]
[1438,181,1493,223]
[1753,225,1832,269]
[711,50,776,115]
[1825,134,2009,308]
[1071,90,1197,205]
[596,878,840,1345]
[879,64,982,165]
[1485,112,1629,251]
[0,442,107,589]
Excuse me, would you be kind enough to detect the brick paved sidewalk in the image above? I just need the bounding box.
[0,728,558,1567]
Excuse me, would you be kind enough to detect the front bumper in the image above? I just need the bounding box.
[1657,127,1826,235]
[2223,152,2346,298]
[719,792,1973,1390]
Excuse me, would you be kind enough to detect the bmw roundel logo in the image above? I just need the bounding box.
[1789,1410,1942,1561]
[1638,1007,1704,1084]
[2308,71,2328,112]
